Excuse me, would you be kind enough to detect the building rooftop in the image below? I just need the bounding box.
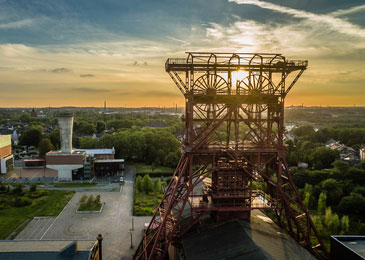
[94,159,124,163]
[181,209,316,260]
[331,236,365,258]
[0,239,97,260]
[73,148,115,156]
[46,150,85,156]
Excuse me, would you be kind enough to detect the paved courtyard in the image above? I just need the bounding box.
[14,166,152,260]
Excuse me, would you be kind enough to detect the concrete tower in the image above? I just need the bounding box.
[58,114,73,154]
[46,113,85,181]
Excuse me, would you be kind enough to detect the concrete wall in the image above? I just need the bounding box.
[47,164,84,181]
[58,115,73,154]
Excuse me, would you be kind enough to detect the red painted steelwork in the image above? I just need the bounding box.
[133,53,329,260]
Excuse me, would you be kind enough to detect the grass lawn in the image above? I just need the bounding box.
[53,183,98,188]
[0,190,75,239]
[134,191,163,216]
[134,163,174,175]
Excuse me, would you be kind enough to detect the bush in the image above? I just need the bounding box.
[86,195,94,206]
[95,195,101,204]
[154,179,162,193]
[136,176,142,192]
[79,194,88,204]
[134,207,154,216]
[27,190,48,198]
[0,184,7,193]
[12,184,23,195]
[30,184,37,193]
[142,175,154,193]
[12,197,31,207]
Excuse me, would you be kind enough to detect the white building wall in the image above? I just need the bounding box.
[47,164,83,182]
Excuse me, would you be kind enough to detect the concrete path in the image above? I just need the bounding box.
[16,217,55,240]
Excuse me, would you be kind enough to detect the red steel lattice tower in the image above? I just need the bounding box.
[133,52,329,260]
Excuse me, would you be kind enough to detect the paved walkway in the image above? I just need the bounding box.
[16,217,55,240]
[10,165,152,259]
[38,186,150,260]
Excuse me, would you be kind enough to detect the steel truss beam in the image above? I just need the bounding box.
[133,52,329,260]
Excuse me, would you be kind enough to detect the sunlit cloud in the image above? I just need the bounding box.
[330,5,365,17]
[229,0,365,38]
[166,36,191,46]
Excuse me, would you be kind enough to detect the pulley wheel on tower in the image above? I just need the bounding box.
[193,73,229,95]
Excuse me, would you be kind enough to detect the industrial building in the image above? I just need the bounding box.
[0,135,14,174]
[45,114,86,181]
[93,159,124,177]
[45,114,124,181]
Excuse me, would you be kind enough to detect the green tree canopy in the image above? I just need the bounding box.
[309,147,338,170]
[19,125,43,147]
[38,138,54,158]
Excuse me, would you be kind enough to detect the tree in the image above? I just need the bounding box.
[142,175,154,193]
[325,207,333,225]
[303,192,310,209]
[321,178,343,206]
[309,147,338,169]
[19,126,43,147]
[154,179,162,193]
[317,192,327,215]
[337,192,365,215]
[341,215,350,234]
[38,138,54,158]
[136,176,143,192]
[291,168,308,188]
[328,213,340,234]
[49,129,60,149]
[74,121,96,135]
[96,121,106,133]
[292,125,315,137]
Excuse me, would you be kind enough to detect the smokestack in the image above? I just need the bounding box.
[58,114,74,154]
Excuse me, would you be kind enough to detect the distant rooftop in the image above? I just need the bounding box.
[0,239,97,260]
[95,159,124,163]
[46,150,85,156]
[74,148,115,156]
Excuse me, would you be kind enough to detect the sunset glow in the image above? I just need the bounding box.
[0,0,364,107]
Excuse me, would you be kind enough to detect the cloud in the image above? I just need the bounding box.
[229,0,365,38]
[51,68,71,73]
[80,74,95,77]
[330,5,365,17]
[0,19,36,29]
[166,36,191,45]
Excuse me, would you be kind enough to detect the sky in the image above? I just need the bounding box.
[0,0,364,107]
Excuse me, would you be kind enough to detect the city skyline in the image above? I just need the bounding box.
[0,0,364,107]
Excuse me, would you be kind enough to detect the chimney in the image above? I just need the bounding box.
[58,114,74,154]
